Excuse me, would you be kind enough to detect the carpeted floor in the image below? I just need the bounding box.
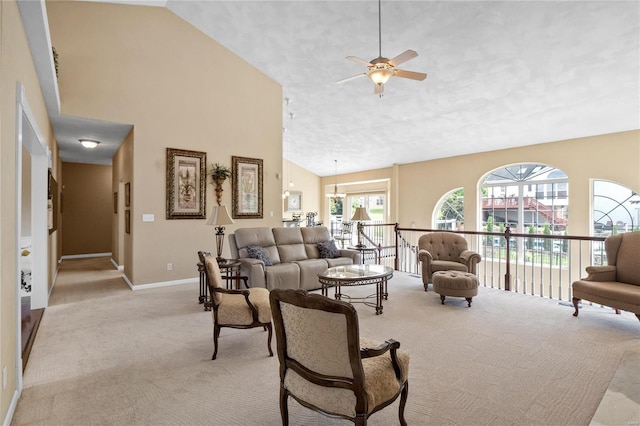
[12,257,640,425]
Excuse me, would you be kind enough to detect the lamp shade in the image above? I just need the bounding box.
[351,207,371,221]
[206,205,234,226]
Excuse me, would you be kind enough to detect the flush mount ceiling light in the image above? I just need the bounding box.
[79,139,100,149]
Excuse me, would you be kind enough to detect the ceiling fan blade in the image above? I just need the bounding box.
[394,69,428,81]
[336,73,368,84]
[388,49,418,67]
[346,56,373,67]
[374,83,384,95]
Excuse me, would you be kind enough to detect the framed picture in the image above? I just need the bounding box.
[285,191,302,212]
[125,210,131,234]
[125,182,131,207]
[113,192,118,214]
[231,156,263,219]
[166,148,207,219]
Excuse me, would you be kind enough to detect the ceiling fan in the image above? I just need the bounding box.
[337,0,427,95]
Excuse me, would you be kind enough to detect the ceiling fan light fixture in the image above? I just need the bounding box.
[369,67,393,85]
[79,139,100,149]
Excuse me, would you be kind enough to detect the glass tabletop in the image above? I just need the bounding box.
[319,264,393,281]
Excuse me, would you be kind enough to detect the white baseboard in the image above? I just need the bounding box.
[60,252,111,260]
[110,258,124,270]
[129,277,198,291]
[3,389,20,426]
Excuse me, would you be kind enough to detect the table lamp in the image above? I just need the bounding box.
[206,205,234,262]
[351,206,371,248]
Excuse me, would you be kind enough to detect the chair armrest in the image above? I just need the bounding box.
[459,249,481,264]
[211,287,260,320]
[361,339,403,380]
[583,265,616,282]
[360,338,399,358]
[418,249,432,262]
[339,248,360,263]
[211,287,250,296]
[225,275,250,288]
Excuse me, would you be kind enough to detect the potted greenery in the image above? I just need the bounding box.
[210,163,231,206]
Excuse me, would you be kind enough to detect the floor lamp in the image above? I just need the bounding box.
[351,206,371,248]
[206,205,234,263]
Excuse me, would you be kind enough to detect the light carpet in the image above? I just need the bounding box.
[12,258,640,425]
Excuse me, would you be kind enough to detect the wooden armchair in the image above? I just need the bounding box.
[203,254,273,360]
[269,288,409,426]
[418,232,481,291]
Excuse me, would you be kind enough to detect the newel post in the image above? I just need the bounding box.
[504,226,511,291]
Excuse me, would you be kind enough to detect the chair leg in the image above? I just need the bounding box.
[212,324,221,360]
[398,381,409,426]
[279,386,289,426]
[266,323,274,357]
[572,297,580,317]
[354,416,366,426]
[440,295,446,305]
[466,297,473,308]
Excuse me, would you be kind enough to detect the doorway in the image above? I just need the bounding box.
[15,83,50,390]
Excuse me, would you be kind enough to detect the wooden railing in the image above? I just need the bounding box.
[357,223,610,301]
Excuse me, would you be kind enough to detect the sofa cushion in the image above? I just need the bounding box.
[234,227,281,264]
[317,241,341,259]
[301,227,332,258]
[246,245,273,266]
[274,227,308,263]
[265,263,301,290]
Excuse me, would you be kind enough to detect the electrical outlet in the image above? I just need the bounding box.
[167,263,172,271]
[3,365,7,389]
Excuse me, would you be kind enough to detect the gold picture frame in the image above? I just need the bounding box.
[231,156,263,219]
[125,182,130,207]
[166,148,207,219]
[125,210,131,234]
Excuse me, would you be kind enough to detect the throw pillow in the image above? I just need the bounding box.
[317,241,341,259]
[246,245,272,266]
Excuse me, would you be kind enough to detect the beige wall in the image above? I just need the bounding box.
[399,130,640,235]
[47,1,282,285]
[0,0,59,418]
[282,159,321,221]
[61,162,112,256]
[112,129,134,276]
[321,131,639,237]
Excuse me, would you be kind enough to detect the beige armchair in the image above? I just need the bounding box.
[418,232,481,291]
[572,232,640,321]
[203,254,273,360]
[269,289,409,426]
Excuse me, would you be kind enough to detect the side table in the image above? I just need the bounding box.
[348,246,380,264]
[197,259,242,311]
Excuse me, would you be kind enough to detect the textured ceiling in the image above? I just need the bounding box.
[53,1,640,174]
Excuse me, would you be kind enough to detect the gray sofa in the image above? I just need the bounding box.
[228,226,360,290]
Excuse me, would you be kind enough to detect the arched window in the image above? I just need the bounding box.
[480,164,569,234]
[593,180,640,236]
[434,188,464,230]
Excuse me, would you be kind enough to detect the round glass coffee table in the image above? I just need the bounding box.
[318,264,393,315]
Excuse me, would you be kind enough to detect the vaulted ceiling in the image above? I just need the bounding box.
[46,1,640,175]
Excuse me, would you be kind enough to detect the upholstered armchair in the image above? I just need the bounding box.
[269,289,409,426]
[418,232,481,291]
[203,254,273,360]
[572,231,640,321]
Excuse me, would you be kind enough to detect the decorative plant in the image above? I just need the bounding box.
[210,163,231,206]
